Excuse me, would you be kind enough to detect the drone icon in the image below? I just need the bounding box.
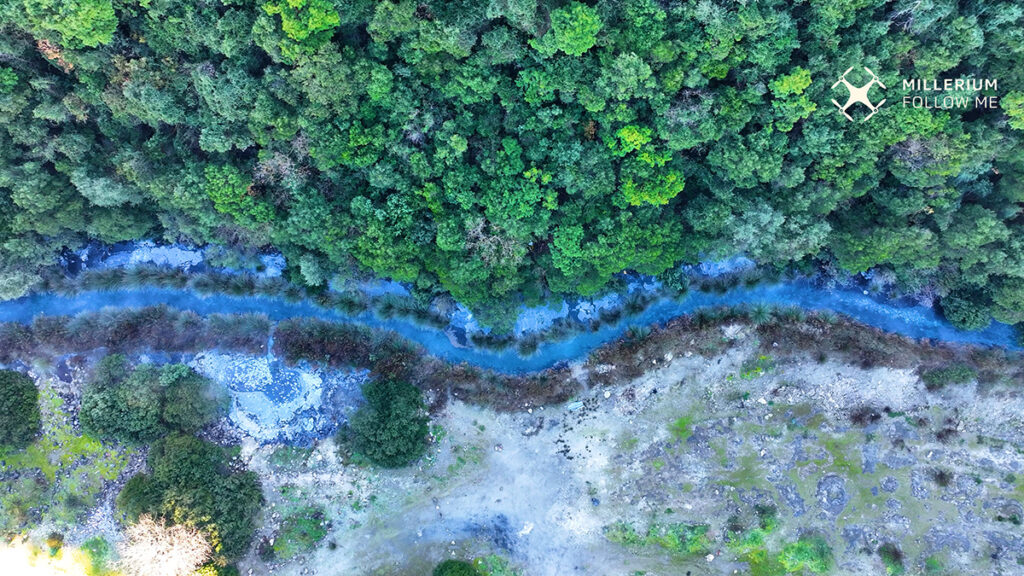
[831,67,886,122]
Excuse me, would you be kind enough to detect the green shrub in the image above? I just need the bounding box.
[81,356,225,443]
[116,475,164,521]
[878,543,905,575]
[778,535,832,574]
[920,364,976,391]
[159,364,222,433]
[924,555,944,574]
[604,521,646,546]
[750,304,773,325]
[474,555,521,576]
[273,506,328,560]
[648,523,711,555]
[116,434,263,562]
[657,266,690,294]
[193,564,241,576]
[347,379,429,468]
[433,559,480,576]
[0,370,41,448]
[81,359,165,442]
[755,504,778,532]
[604,521,710,556]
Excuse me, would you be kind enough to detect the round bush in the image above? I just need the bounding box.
[80,361,165,443]
[0,370,41,448]
[433,559,479,576]
[159,364,223,433]
[348,379,429,468]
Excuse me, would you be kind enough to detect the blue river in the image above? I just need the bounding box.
[0,280,1017,374]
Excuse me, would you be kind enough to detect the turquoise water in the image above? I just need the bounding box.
[0,281,1016,374]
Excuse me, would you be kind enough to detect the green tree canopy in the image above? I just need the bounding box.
[532,2,602,57]
[0,0,1022,334]
[346,379,429,468]
[81,356,225,444]
[20,0,117,48]
[117,434,263,562]
[263,0,341,60]
[0,370,40,449]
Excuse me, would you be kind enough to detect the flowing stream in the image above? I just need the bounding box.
[0,281,1017,374]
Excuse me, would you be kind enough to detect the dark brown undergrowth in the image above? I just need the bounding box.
[0,306,269,361]
[2,305,1021,413]
[271,318,578,411]
[585,305,1024,391]
[757,314,1024,387]
[0,308,579,412]
[585,309,751,388]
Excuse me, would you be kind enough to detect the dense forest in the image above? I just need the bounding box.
[1,0,1023,330]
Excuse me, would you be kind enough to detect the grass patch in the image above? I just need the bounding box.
[618,434,639,451]
[778,534,833,574]
[725,451,772,490]
[740,354,776,380]
[434,444,485,483]
[920,364,976,391]
[744,547,788,576]
[821,433,860,475]
[669,415,694,443]
[272,505,329,560]
[473,554,522,576]
[604,521,710,556]
[268,446,314,469]
[0,384,131,532]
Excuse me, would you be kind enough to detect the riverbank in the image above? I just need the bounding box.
[4,277,1019,383]
[3,301,1021,419]
[41,242,1020,361]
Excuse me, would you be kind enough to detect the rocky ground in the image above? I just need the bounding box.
[190,350,369,445]
[236,324,1024,576]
